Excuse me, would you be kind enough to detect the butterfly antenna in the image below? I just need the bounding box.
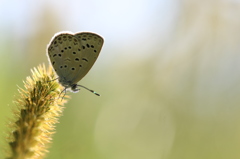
[77,85,100,96]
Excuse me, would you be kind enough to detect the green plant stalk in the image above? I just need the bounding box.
[5,64,69,159]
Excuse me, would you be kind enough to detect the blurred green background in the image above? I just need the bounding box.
[1,0,240,159]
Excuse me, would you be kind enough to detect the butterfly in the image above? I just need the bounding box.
[47,31,104,96]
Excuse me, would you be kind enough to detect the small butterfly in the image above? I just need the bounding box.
[47,31,104,96]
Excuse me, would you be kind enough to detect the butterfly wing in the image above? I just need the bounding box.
[47,32,83,86]
[70,32,104,84]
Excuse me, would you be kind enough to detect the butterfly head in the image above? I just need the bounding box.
[70,84,80,93]
[58,78,79,93]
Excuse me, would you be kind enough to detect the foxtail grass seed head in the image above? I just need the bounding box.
[5,31,103,159]
[6,64,68,159]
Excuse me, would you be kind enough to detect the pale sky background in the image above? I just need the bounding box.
[0,0,177,59]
